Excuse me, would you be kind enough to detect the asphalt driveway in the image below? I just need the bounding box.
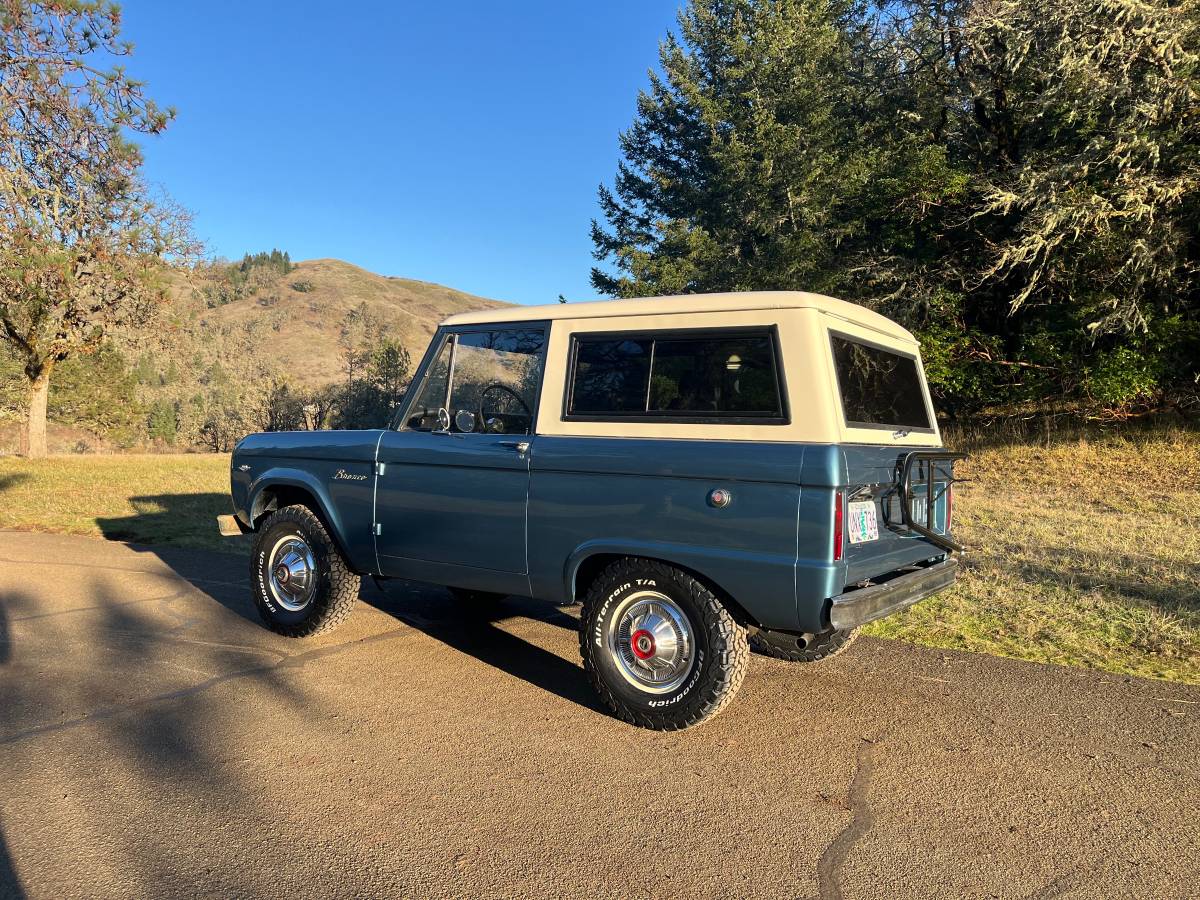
[0,530,1197,899]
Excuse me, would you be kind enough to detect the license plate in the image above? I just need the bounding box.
[847,500,878,544]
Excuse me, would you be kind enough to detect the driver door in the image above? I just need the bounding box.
[374,325,547,591]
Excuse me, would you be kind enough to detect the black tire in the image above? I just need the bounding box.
[446,586,507,609]
[749,627,859,663]
[251,504,359,637]
[579,558,749,731]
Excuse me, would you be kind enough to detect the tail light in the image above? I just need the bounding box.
[833,490,844,561]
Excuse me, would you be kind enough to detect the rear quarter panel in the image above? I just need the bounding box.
[527,436,807,631]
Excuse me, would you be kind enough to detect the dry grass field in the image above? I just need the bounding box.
[865,427,1200,684]
[1,428,1197,683]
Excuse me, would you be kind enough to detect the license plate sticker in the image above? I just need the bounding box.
[847,500,879,544]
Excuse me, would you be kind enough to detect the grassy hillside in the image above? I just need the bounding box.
[0,428,1197,684]
[0,256,510,452]
[194,258,509,388]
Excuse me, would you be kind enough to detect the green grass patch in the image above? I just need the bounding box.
[0,454,237,553]
[2,431,1198,684]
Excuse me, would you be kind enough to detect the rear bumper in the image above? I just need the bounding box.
[829,557,958,631]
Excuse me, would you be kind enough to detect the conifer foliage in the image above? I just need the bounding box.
[593,0,1200,417]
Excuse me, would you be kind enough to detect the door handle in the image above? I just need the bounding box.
[498,440,530,454]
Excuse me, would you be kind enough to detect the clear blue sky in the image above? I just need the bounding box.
[121,1,680,305]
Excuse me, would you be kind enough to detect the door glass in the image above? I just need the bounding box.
[447,329,545,435]
[405,329,545,434]
[405,338,453,431]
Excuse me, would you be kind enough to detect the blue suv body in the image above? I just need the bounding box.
[224,291,962,729]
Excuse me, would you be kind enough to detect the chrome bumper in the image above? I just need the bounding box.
[829,557,959,631]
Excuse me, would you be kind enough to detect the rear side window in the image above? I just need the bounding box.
[831,335,931,430]
[567,330,785,422]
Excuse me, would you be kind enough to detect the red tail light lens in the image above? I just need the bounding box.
[833,490,844,561]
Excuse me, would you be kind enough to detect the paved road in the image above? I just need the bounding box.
[0,531,1197,899]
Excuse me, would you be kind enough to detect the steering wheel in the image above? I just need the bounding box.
[479,383,532,433]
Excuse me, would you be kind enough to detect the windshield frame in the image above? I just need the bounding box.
[393,322,551,434]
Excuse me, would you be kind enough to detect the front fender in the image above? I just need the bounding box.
[245,467,358,562]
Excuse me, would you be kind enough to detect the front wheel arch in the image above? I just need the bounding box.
[250,481,359,574]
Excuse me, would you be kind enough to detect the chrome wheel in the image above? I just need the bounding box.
[606,590,694,694]
[267,534,317,612]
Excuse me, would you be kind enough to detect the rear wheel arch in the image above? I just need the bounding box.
[570,551,759,630]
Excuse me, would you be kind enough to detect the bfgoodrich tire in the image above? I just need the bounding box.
[749,627,859,663]
[579,559,749,731]
[251,504,359,637]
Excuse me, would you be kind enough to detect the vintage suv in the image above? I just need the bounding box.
[222,291,962,730]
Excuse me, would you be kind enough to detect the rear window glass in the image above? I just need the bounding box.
[831,336,931,429]
[568,331,784,421]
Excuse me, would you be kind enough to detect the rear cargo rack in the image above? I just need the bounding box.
[892,450,967,554]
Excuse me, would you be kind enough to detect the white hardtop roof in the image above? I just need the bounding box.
[441,290,916,342]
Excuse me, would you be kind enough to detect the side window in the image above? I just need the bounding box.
[406,328,545,434]
[566,329,785,422]
[830,335,931,430]
[570,338,652,413]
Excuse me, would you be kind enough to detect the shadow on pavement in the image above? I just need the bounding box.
[0,818,23,900]
[0,600,21,897]
[0,593,10,665]
[0,816,24,900]
[104,537,604,717]
[0,569,303,896]
[362,584,603,713]
[91,490,599,712]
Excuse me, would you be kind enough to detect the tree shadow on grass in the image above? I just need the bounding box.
[1014,556,1200,615]
[0,473,30,494]
[95,493,243,555]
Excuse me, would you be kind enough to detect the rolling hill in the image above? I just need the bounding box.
[195,258,509,387]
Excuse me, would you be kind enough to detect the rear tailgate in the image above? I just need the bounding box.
[842,445,960,585]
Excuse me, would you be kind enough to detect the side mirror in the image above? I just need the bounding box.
[434,407,451,433]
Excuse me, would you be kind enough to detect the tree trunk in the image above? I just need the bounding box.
[20,363,54,459]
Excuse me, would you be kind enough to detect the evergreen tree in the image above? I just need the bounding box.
[593,0,1200,417]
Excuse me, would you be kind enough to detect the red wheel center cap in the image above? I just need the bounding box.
[631,629,656,660]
